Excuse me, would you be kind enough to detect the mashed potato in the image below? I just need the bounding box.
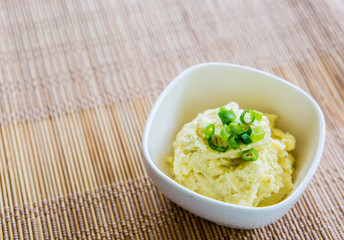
[166,102,295,207]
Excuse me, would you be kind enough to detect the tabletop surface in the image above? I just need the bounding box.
[0,0,343,239]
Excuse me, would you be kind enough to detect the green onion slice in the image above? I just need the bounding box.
[245,126,252,135]
[240,109,255,124]
[253,110,263,121]
[208,137,229,152]
[219,106,226,112]
[228,135,240,149]
[229,122,245,135]
[218,109,236,125]
[250,126,266,142]
[205,124,215,140]
[220,125,232,140]
[240,133,253,145]
[241,148,259,161]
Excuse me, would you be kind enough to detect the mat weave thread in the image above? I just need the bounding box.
[0,0,343,239]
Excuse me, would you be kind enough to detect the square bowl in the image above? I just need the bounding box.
[142,63,326,229]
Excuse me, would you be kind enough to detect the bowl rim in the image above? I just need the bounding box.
[142,62,326,211]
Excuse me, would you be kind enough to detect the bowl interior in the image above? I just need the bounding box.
[145,63,324,199]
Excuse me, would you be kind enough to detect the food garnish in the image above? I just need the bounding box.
[205,107,266,161]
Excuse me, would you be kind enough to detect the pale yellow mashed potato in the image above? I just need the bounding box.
[166,102,295,207]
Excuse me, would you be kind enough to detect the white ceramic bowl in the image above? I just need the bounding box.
[142,63,326,229]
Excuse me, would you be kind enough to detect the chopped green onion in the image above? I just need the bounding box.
[229,122,245,135]
[218,109,236,125]
[220,125,232,140]
[240,109,255,124]
[228,135,240,149]
[208,137,229,152]
[245,126,252,135]
[205,124,215,140]
[250,126,266,142]
[241,148,259,161]
[240,133,253,145]
[219,106,226,112]
[253,110,263,121]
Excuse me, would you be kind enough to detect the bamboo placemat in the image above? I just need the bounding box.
[0,0,343,239]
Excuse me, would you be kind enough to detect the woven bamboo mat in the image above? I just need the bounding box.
[0,0,343,239]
